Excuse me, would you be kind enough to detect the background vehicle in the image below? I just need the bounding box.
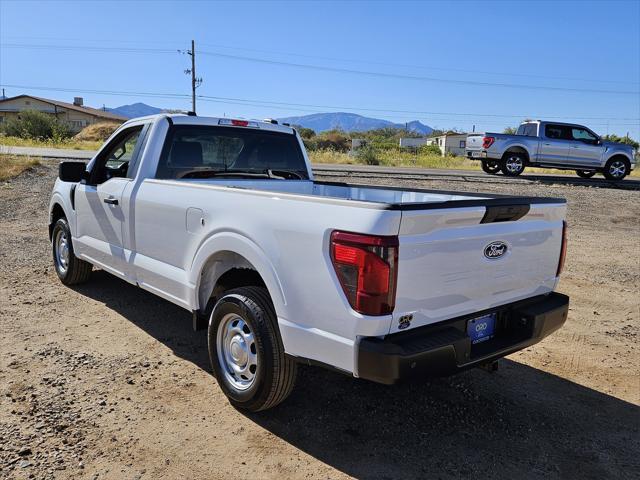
[49,114,569,411]
[474,121,636,180]
[467,133,499,174]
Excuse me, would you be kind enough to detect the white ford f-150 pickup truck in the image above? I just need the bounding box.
[49,114,569,411]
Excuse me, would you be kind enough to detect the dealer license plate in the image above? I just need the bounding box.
[467,313,496,344]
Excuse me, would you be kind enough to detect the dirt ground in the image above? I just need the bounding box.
[1,164,638,480]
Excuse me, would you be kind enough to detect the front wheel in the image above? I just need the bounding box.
[501,153,526,176]
[208,286,297,412]
[51,218,92,285]
[481,160,501,175]
[576,170,596,179]
[603,157,630,181]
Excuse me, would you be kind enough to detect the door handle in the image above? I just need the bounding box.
[103,197,118,205]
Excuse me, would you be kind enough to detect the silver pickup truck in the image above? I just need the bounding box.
[467,121,636,180]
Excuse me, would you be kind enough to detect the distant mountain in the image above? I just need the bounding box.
[106,103,163,119]
[277,112,433,135]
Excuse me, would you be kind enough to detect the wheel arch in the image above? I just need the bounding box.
[49,200,67,240]
[190,232,286,317]
[502,146,530,163]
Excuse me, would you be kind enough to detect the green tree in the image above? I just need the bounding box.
[602,134,639,150]
[294,126,316,139]
[503,126,517,134]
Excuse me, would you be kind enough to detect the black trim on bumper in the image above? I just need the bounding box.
[357,292,569,385]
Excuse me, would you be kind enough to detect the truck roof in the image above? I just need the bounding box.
[521,120,590,128]
[122,113,296,134]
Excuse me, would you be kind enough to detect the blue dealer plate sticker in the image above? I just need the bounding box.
[467,313,497,344]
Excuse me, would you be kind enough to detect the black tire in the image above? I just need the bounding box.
[576,170,596,179]
[500,153,526,177]
[51,218,92,285]
[603,157,630,181]
[208,286,297,412]
[481,160,501,175]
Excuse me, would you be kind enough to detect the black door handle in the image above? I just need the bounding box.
[103,197,118,205]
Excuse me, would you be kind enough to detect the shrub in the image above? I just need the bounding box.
[0,110,72,140]
[420,144,442,156]
[355,145,380,165]
[314,131,350,152]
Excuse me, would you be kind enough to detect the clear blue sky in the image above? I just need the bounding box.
[1,0,639,137]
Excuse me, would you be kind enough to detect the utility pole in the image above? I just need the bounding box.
[190,40,196,113]
[183,40,202,114]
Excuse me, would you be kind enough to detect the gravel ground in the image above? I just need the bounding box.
[0,164,638,480]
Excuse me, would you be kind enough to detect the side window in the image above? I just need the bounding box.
[545,124,571,140]
[90,126,143,184]
[571,128,598,144]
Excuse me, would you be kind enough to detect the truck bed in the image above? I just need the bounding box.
[181,178,564,210]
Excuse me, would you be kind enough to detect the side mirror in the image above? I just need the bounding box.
[59,161,87,182]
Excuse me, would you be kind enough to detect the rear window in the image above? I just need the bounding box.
[516,123,538,137]
[155,125,308,179]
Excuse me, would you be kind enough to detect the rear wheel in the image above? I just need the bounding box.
[603,157,630,181]
[501,153,526,177]
[51,218,92,285]
[208,286,297,412]
[481,160,501,175]
[576,170,596,179]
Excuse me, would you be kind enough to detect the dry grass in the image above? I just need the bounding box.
[0,135,102,151]
[309,149,640,177]
[0,155,41,181]
[74,122,120,142]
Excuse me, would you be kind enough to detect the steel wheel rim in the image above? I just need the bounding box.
[216,313,258,391]
[609,160,626,178]
[54,229,69,274]
[506,156,523,173]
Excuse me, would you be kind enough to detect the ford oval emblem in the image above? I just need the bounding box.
[484,241,508,259]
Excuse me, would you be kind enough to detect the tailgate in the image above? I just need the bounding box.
[466,134,484,152]
[391,202,566,333]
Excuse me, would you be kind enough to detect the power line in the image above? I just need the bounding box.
[1,43,176,54]
[197,94,640,121]
[1,84,638,127]
[4,37,638,86]
[196,50,640,96]
[197,41,640,87]
[3,42,639,95]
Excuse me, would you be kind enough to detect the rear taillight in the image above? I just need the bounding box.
[482,136,495,149]
[556,221,567,276]
[330,231,399,316]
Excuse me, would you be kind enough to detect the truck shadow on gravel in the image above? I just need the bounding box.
[75,271,640,480]
[510,173,640,191]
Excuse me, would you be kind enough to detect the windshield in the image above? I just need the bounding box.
[155,125,309,180]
